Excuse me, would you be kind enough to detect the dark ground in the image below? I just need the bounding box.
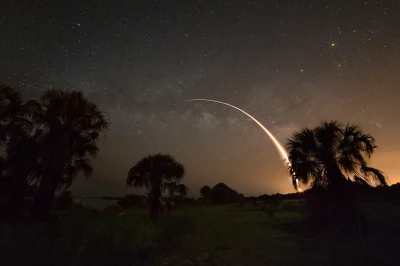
[1,200,399,266]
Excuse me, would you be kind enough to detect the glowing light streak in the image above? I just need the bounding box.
[185,98,290,166]
[185,98,304,192]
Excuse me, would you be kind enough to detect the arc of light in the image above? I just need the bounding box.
[185,98,290,167]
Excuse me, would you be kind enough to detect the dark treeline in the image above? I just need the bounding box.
[247,182,400,202]
[196,181,400,203]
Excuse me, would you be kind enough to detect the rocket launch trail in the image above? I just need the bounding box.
[185,98,290,167]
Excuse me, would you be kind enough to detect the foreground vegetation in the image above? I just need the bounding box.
[1,201,399,266]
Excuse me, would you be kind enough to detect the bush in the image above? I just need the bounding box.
[306,186,361,233]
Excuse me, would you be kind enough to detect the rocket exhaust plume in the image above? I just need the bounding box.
[184,98,290,167]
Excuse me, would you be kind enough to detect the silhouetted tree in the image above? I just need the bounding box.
[200,185,211,202]
[126,154,186,221]
[30,90,107,220]
[0,86,42,218]
[1,128,43,218]
[209,183,241,204]
[164,182,188,212]
[286,121,387,229]
[287,121,387,190]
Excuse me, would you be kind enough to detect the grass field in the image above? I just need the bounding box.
[1,201,400,266]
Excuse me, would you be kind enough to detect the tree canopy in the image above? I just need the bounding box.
[287,121,388,191]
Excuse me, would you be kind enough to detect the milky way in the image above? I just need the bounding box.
[1,1,399,196]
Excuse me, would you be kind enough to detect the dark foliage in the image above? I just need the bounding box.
[200,185,211,203]
[286,121,388,231]
[126,153,187,220]
[172,195,197,205]
[0,85,41,219]
[247,192,306,202]
[29,90,107,221]
[0,84,107,221]
[209,183,243,204]
[287,121,387,190]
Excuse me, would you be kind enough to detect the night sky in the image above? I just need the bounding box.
[1,1,399,197]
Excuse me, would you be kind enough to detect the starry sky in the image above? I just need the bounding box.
[1,0,399,197]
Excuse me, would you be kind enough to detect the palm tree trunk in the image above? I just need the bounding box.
[325,162,347,188]
[326,164,359,229]
[30,141,71,221]
[30,176,59,221]
[29,165,63,221]
[1,171,29,220]
[149,186,161,221]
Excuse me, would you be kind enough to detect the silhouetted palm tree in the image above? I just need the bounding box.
[0,86,41,218]
[0,86,37,146]
[1,129,44,217]
[126,154,186,220]
[30,90,107,220]
[287,121,387,190]
[287,121,388,230]
[0,86,25,202]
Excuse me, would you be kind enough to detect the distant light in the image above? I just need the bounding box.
[331,43,336,47]
[77,23,81,27]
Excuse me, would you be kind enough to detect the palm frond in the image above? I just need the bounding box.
[286,120,382,191]
[127,166,148,188]
[353,175,372,187]
[126,153,186,199]
[360,166,388,186]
